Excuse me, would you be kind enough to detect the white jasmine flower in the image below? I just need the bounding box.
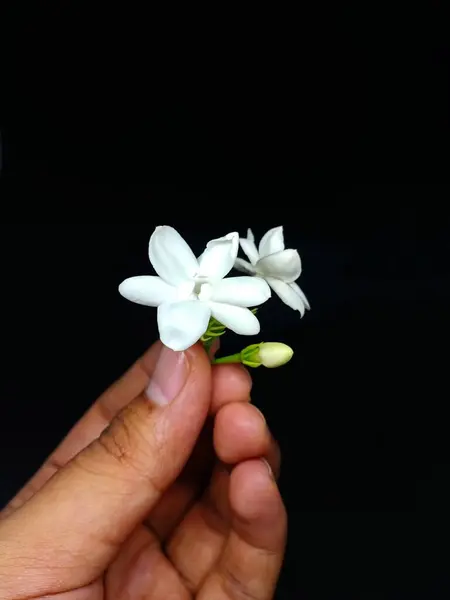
[119,226,271,351]
[234,226,310,317]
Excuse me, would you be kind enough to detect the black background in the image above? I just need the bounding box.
[1,3,450,599]
[2,4,449,180]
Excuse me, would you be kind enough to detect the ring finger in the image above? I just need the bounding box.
[164,402,280,593]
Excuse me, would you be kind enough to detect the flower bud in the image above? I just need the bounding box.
[240,342,294,368]
[258,342,293,368]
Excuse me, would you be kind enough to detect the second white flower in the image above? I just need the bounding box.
[235,226,310,317]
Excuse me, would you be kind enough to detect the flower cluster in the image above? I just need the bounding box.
[119,225,309,366]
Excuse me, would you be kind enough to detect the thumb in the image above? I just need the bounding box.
[0,343,211,590]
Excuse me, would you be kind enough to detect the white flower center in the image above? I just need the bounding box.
[176,279,213,302]
[197,282,213,301]
[254,261,265,277]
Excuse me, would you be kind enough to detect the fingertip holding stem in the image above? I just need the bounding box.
[208,337,221,359]
[210,363,253,414]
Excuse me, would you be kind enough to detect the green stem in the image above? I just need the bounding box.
[211,352,242,365]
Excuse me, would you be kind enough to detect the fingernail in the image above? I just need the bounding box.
[146,345,188,406]
[261,458,275,480]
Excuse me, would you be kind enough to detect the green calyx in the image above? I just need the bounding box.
[240,343,265,367]
[211,342,264,367]
[200,310,258,354]
[200,316,227,354]
[200,316,227,344]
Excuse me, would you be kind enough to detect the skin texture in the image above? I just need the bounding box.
[0,341,286,599]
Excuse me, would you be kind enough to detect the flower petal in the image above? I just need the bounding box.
[257,249,301,283]
[265,277,306,316]
[239,228,259,265]
[209,303,260,335]
[198,232,239,280]
[149,226,199,286]
[208,276,271,307]
[290,281,311,310]
[118,276,176,306]
[258,226,285,258]
[233,257,256,275]
[157,300,211,351]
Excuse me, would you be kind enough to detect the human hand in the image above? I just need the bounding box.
[0,342,286,599]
